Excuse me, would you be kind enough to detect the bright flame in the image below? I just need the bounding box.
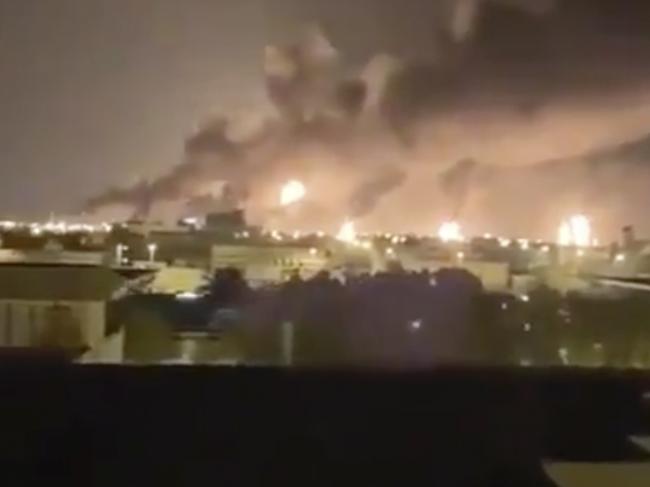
[569,215,591,247]
[336,220,357,244]
[558,222,572,246]
[438,221,463,242]
[558,214,592,247]
[280,180,306,206]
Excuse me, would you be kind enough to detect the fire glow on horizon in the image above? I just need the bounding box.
[336,220,357,244]
[558,214,593,247]
[438,221,463,243]
[280,180,306,207]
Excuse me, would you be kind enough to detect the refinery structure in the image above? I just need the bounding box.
[1,179,650,366]
[0,183,647,297]
[3,17,650,366]
[4,6,650,370]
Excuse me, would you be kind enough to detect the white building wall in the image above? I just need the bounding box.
[211,245,328,284]
[150,267,207,294]
[0,300,111,359]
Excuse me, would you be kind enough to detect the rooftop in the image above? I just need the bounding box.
[0,264,124,301]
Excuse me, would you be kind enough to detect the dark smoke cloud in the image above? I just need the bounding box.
[348,168,406,218]
[86,0,650,238]
[86,117,248,217]
[86,24,384,221]
[439,159,478,218]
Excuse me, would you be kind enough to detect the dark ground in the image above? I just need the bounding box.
[0,364,648,486]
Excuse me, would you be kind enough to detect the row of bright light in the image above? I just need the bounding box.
[437,215,596,249]
[279,180,597,248]
[0,220,113,235]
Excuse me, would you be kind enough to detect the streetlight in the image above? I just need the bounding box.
[147,243,158,263]
[410,319,422,331]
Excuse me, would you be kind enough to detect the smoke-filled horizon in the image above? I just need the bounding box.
[3,1,650,239]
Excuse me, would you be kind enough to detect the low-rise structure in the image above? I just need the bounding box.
[0,263,126,362]
[211,244,329,285]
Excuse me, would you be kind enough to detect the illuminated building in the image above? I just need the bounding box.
[211,244,329,285]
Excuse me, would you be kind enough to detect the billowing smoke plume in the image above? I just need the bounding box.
[85,1,650,238]
[439,159,478,218]
[348,168,406,218]
[85,23,408,224]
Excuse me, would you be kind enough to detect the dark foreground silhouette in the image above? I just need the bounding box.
[0,364,648,486]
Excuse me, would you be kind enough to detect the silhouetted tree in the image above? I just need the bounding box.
[207,267,251,308]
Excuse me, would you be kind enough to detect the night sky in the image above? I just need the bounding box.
[1,1,650,224]
[0,1,271,215]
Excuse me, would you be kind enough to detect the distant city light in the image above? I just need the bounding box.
[541,245,550,253]
[615,253,626,263]
[0,221,17,229]
[176,291,200,300]
[519,239,530,250]
[147,243,158,262]
[456,251,465,261]
[438,221,463,242]
[115,243,128,264]
[309,247,318,256]
[520,294,530,303]
[410,319,422,330]
[280,179,306,206]
[182,216,200,227]
[523,322,532,332]
[576,249,585,257]
[385,247,395,256]
[498,238,511,248]
[501,302,508,311]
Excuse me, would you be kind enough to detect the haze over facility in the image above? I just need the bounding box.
[3,1,650,240]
